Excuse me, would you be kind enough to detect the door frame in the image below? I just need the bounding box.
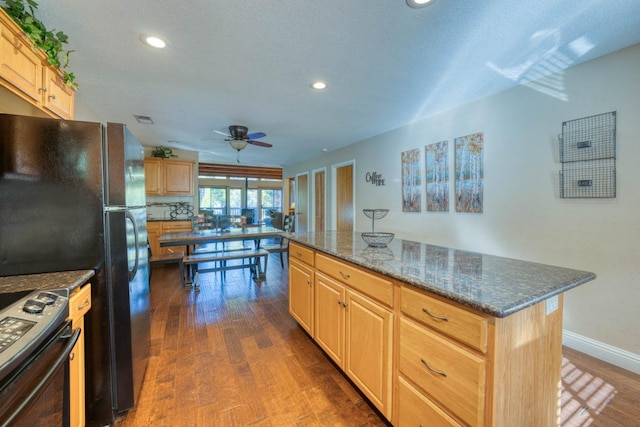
[331,160,356,231]
[311,167,327,232]
[295,171,309,233]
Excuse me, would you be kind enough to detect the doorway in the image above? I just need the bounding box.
[312,168,326,232]
[332,161,354,231]
[296,172,309,233]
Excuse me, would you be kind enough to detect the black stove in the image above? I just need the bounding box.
[0,289,69,380]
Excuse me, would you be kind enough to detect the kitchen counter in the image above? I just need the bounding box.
[285,231,596,317]
[0,270,95,295]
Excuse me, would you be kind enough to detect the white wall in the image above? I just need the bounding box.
[284,44,640,372]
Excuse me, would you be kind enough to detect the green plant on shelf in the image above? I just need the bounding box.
[2,0,77,88]
[151,146,177,159]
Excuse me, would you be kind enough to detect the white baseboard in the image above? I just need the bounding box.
[563,330,640,375]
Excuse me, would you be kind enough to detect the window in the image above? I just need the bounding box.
[229,188,242,216]
[199,187,227,215]
[261,188,282,219]
[199,181,282,223]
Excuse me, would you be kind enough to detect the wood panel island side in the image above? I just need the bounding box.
[285,231,596,427]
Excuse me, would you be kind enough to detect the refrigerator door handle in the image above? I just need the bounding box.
[125,210,139,281]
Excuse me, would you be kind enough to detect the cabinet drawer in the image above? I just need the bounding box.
[316,254,392,307]
[69,284,91,324]
[162,221,191,232]
[399,318,485,427]
[401,286,488,352]
[289,242,314,266]
[398,376,462,427]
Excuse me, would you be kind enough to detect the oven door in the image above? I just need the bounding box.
[0,321,80,427]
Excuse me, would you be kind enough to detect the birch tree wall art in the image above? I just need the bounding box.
[401,148,422,212]
[455,132,484,213]
[425,141,449,212]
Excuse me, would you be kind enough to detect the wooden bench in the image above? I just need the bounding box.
[183,248,269,289]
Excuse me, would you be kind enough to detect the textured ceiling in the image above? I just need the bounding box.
[35,0,640,167]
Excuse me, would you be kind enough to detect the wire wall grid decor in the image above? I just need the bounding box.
[559,111,616,198]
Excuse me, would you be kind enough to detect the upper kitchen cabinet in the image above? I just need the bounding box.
[0,10,75,120]
[144,158,194,196]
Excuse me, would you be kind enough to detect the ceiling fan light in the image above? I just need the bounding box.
[229,140,248,150]
[407,0,435,8]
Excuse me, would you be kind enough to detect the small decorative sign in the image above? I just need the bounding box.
[365,171,385,186]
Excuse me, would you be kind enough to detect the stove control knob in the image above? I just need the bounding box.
[23,299,46,314]
[36,292,58,305]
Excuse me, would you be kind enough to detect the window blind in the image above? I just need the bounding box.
[198,163,283,180]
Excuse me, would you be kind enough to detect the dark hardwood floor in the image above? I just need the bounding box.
[116,256,640,426]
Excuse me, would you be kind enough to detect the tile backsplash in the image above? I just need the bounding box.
[147,201,194,220]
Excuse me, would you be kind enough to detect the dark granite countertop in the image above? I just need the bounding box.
[0,270,95,295]
[286,231,596,318]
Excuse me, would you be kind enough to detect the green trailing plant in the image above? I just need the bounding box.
[151,146,177,159]
[1,0,77,88]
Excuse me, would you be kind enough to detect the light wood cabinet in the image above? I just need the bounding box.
[0,10,74,119]
[289,242,565,426]
[396,283,563,427]
[312,253,394,419]
[314,272,344,364]
[289,256,314,335]
[398,377,461,427]
[161,221,191,254]
[399,317,486,426]
[344,288,393,418]
[147,220,191,256]
[147,221,163,256]
[68,283,92,427]
[144,158,194,196]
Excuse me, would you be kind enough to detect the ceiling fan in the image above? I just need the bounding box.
[213,125,272,152]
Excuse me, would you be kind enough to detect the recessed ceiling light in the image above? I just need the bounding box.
[406,0,435,8]
[141,35,167,49]
[310,81,328,90]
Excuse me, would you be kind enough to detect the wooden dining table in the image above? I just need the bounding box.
[158,225,284,254]
[158,226,284,284]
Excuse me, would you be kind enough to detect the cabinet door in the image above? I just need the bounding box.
[314,272,345,366]
[42,67,74,119]
[147,222,163,256]
[289,258,314,335]
[161,221,191,255]
[144,158,163,195]
[69,284,91,427]
[0,22,42,103]
[345,289,393,419]
[163,159,193,195]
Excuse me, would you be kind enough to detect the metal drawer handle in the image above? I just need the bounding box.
[339,271,351,279]
[421,357,447,377]
[77,300,90,310]
[422,308,448,322]
[337,299,348,308]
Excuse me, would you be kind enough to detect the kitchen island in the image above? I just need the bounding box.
[285,231,596,426]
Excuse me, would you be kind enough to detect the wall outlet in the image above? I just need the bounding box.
[546,295,559,315]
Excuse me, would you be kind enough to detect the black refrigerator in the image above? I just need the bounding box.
[0,113,150,426]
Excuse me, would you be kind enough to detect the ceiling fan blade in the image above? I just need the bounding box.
[247,139,272,148]
[213,129,231,137]
[247,132,266,139]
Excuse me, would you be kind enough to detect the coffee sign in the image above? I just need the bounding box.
[365,171,385,186]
